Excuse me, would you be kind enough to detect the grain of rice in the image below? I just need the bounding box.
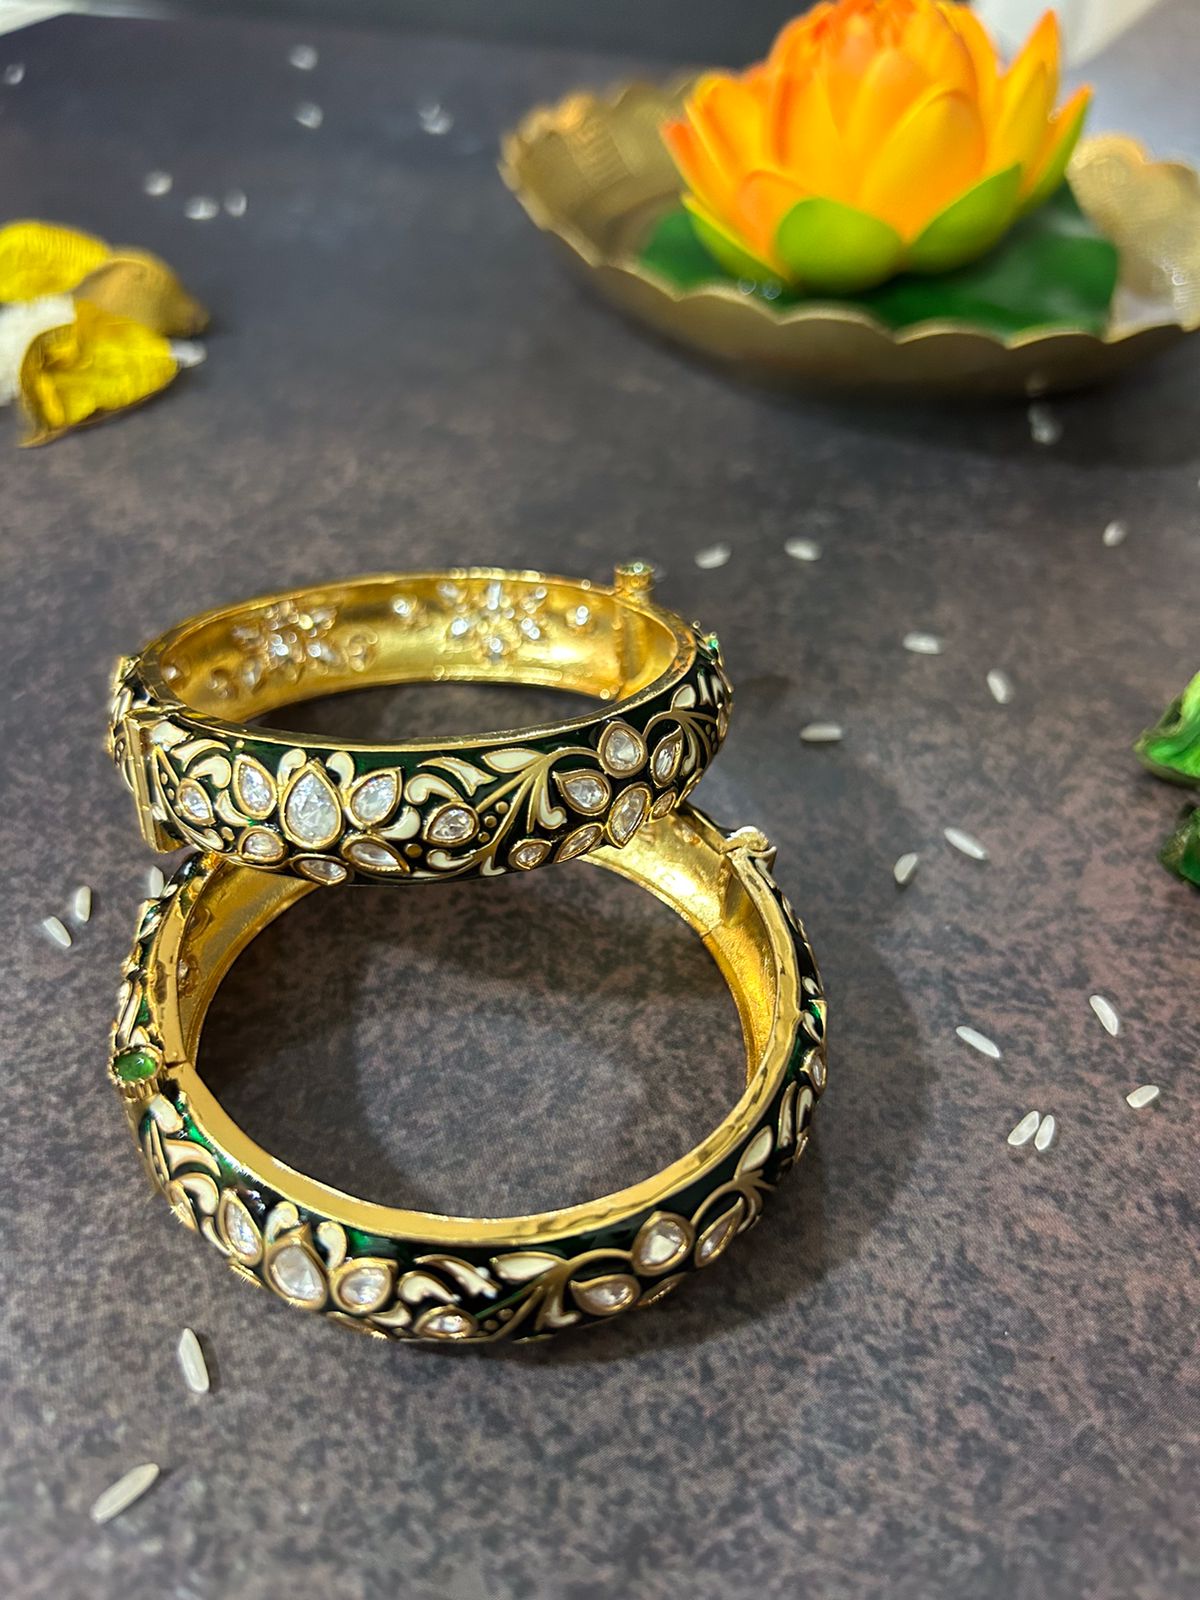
[42,916,71,949]
[956,1025,1001,1060]
[90,1463,159,1525]
[693,543,731,570]
[893,852,919,886]
[1007,1110,1040,1147]
[1126,1085,1160,1109]
[1089,994,1120,1036]
[944,826,989,861]
[1034,1113,1056,1151]
[177,1328,210,1395]
[72,885,92,923]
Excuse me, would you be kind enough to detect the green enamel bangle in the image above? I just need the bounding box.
[109,806,827,1345]
[107,564,731,884]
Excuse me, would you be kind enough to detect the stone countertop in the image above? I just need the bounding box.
[0,9,1197,1600]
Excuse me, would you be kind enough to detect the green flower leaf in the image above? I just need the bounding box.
[638,182,1119,338]
[773,198,904,294]
[907,165,1022,276]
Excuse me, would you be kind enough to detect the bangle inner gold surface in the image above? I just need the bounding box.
[153,809,797,1248]
[144,570,691,728]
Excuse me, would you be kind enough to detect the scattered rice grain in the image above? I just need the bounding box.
[943,826,989,861]
[799,722,843,744]
[288,43,318,70]
[784,537,821,562]
[1126,1084,1160,1109]
[693,543,731,570]
[143,170,172,197]
[1102,519,1127,548]
[90,1463,159,1525]
[1007,1110,1040,1147]
[1089,994,1120,1036]
[903,631,942,655]
[223,189,248,218]
[956,1024,1001,1060]
[177,1328,210,1395]
[294,101,324,129]
[1034,1113,1056,1151]
[147,866,165,898]
[893,851,919,887]
[42,915,71,949]
[987,669,1013,704]
[184,196,219,221]
[417,101,454,136]
[72,885,92,923]
[1028,401,1061,445]
[3,63,26,87]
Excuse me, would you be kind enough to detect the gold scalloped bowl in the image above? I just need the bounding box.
[500,80,1200,397]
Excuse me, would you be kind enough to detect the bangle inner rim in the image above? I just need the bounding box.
[141,571,692,727]
[150,810,798,1248]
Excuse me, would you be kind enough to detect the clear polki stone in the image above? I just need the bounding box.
[284,768,340,846]
[426,804,477,845]
[607,785,649,845]
[558,772,610,814]
[337,1263,391,1310]
[269,1242,325,1304]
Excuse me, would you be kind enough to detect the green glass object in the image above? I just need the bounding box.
[112,1047,158,1083]
[1135,670,1200,785]
[1159,806,1200,888]
[639,184,1119,340]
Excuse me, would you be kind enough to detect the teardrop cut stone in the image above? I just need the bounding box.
[283,765,341,847]
[233,757,275,817]
[632,1214,691,1275]
[556,824,602,862]
[268,1242,326,1305]
[607,784,650,846]
[336,1262,392,1311]
[557,771,611,815]
[572,1274,639,1315]
[598,722,646,775]
[349,771,399,827]
[425,804,478,845]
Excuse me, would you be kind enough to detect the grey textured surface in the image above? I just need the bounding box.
[1,9,1199,1600]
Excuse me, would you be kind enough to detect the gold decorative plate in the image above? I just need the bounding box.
[500,79,1200,397]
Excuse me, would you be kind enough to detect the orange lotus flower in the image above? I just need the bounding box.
[662,1,1090,293]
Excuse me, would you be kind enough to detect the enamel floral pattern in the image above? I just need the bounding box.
[109,848,825,1345]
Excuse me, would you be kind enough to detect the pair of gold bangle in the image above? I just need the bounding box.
[107,564,826,1344]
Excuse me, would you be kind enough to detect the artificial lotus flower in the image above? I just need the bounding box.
[662,1,1091,293]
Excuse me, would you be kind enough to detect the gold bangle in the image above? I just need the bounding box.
[109,806,826,1345]
[107,564,731,884]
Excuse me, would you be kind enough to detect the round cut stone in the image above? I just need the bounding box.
[349,772,398,827]
[426,805,477,845]
[608,784,650,846]
[269,1242,325,1305]
[599,722,646,775]
[558,771,610,815]
[337,1262,391,1310]
[284,766,341,847]
[242,828,284,862]
[572,1274,639,1315]
[113,1047,158,1083]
